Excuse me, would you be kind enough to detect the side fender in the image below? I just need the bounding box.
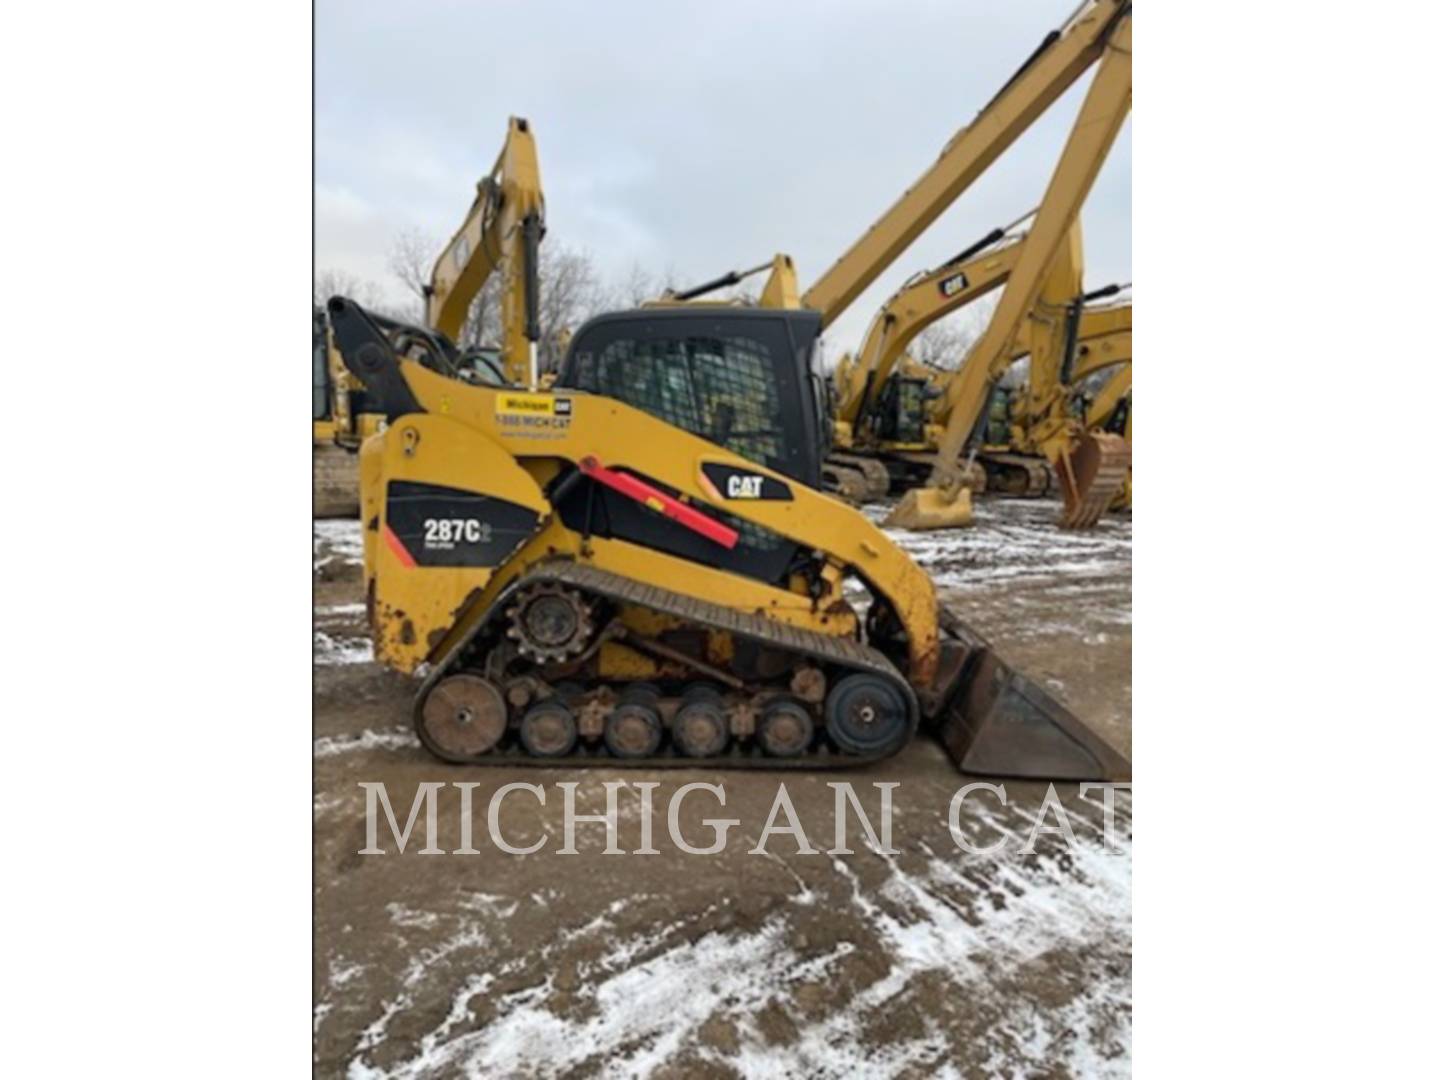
[364,414,550,672]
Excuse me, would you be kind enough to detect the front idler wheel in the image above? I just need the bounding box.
[825,673,908,755]
[420,674,507,759]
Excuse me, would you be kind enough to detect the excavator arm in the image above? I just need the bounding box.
[888,9,1132,530]
[1067,300,1131,380]
[426,117,545,386]
[1085,363,1131,430]
[1068,300,1131,429]
[794,0,1131,328]
[833,231,1025,429]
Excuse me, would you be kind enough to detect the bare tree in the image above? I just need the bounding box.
[313,267,388,311]
[536,244,606,372]
[910,295,997,371]
[386,227,437,322]
[607,262,661,308]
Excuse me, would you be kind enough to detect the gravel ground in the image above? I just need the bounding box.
[313,499,1132,1077]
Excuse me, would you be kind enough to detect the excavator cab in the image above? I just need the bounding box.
[872,376,929,446]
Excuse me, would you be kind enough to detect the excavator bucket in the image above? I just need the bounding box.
[883,485,975,531]
[933,609,1130,781]
[1057,431,1131,529]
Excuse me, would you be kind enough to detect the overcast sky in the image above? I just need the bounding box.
[316,0,1130,358]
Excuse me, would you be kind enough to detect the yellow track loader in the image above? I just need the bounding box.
[327,295,1128,780]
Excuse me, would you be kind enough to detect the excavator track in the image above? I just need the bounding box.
[825,453,892,499]
[882,452,989,496]
[1057,431,1130,529]
[412,561,920,770]
[822,461,870,503]
[977,452,1053,497]
[313,444,359,519]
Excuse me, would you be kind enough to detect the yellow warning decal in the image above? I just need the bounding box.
[496,392,556,416]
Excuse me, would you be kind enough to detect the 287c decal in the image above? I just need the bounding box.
[422,518,493,549]
[385,480,542,567]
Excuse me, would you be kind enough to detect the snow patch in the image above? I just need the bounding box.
[313,727,418,759]
[315,629,374,666]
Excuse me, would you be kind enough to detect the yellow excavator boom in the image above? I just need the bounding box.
[796,0,1131,329]
[1085,363,1131,430]
[888,9,1131,530]
[426,116,545,386]
[834,232,1025,429]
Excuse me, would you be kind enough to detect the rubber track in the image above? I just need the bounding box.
[978,452,1053,497]
[412,561,920,770]
[826,453,892,499]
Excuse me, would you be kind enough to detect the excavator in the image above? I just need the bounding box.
[424,116,545,387]
[1068,301,1132,508]
[888,5,1131,531]
[969,294,1131,499]
[971,229,1128,489]
[821,218,1117,512]
[657,0,1131,516]
[827,222,1028,497]
[319,1,1132,780]
[311,118,544,518]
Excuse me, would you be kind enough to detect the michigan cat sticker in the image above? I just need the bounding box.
[495,393,572,438]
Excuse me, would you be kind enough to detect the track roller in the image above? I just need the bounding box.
[605,695,663,758]
[673,697,730,758]
[757,698,814,758]
[519,701,579,758]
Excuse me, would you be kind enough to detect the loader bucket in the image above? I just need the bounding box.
[882,485,975,531]
[932,610,1130,781]
[1057,431,1131,529]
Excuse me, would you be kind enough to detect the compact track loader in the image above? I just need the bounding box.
[327,296,1128,780]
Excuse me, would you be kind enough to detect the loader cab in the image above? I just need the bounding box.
[554,307,826,584]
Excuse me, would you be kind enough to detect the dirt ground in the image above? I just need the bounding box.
[313,498,1133,1078]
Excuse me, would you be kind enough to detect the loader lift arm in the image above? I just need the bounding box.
[426,116,545,387]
